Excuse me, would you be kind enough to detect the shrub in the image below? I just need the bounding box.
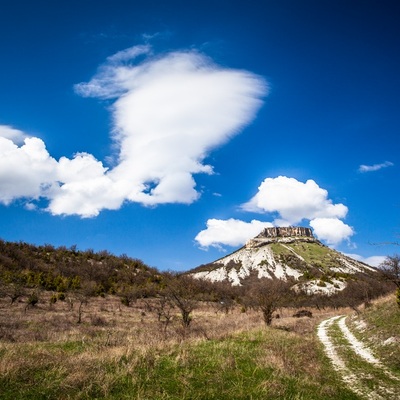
[57,292,66,301]
[293,310,313,318]
[26,292,39,310]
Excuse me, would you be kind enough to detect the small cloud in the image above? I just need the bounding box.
[358,161,394,173]
[345,253,386,267]
[195,218,273,249]
[141,31,172,43]
[24,202,37,211]
[105,44,151,64]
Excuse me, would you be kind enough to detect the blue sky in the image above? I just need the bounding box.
[0,0,399,270]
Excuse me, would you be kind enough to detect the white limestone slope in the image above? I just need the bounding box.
[292,279,347,295]
[334,256,377,274]
[193,245,302,286]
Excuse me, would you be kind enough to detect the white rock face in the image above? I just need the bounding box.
[192,245,302,286]
[292,279,347,296]
[335,256,377,273]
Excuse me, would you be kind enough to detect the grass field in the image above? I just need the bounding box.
[1,292,395,399]
[348,294,400,372]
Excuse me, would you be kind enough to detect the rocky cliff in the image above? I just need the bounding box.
[245,226,316,248]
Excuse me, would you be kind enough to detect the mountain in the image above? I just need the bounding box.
[190,227,378,294]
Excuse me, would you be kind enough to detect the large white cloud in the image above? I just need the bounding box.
[77,48,266,206]
[0,45,267,216]
[195,218,273,249]
[196,176,354,249]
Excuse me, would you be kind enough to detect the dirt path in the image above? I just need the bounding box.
[318,315,400,399]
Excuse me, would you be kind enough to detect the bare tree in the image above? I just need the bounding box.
[164,274,202,328]
[379,254,400,307]
[70,282,95,323]
[118,285,142,307]
[209,281,238,314]
[0,283,25,304]
[144,294,175,336]
[244,279,292,326]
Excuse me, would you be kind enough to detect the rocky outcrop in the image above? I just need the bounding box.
[246,227,316,249]
[257,227,314,238]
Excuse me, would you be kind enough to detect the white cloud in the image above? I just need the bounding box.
[106,44,151,64]
[358,161,394,173]
[242,176,348,225]
[49,153,122,217]
[344,253,386,267]
[309,217,354,246]
[0,125,27,144]
[0,137,58,204]
[195,218,273,249]
[78,48,267,206]
[0,136,121,217]
[0,45,267,216]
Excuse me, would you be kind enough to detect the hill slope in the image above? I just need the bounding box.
[0,239,160,296]
[190,227,377,293]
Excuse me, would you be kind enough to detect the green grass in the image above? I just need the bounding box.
[270,242,332,266]
[324,313,400,399]
[0,328,360,400]
[288,242,334,268]
[269,243,293,257]
[348,294,400,372]
[269,242,341,275]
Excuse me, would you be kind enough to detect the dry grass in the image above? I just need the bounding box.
[0,292,345,344]
[0,293,358,399]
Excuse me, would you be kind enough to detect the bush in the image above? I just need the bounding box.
[26,292,39,308]
[293,310,313,318]
[57,292,66,301]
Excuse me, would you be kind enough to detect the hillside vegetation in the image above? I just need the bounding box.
[0,239,160,298]
[0,239,399,398]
